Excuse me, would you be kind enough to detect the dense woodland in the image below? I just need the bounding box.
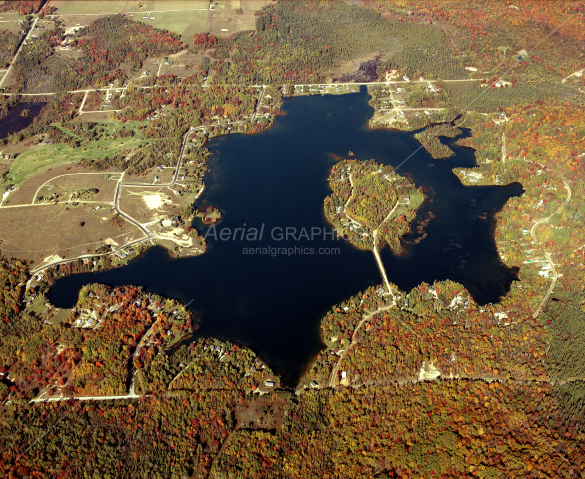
[0,30,22,69]
[1,378,584,477]
[210,1,466,85]
[0,0,42,15]
[381,1,585,79]
[414,124,461,159]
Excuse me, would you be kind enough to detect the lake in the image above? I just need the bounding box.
[49,87,522,386]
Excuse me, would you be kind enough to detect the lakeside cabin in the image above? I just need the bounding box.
[264,380,275,387]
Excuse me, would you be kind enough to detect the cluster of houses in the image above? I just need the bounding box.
[114,247,134,260]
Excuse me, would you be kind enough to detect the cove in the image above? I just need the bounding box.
[49,87,522,386]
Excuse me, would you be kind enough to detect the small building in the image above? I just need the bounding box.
[310,380,319,388]
[264,380,275,387]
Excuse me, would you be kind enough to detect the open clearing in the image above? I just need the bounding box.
[208,1,267,39]
[133,9,208,45]
[4,163,120,206]
[50,1,208,16]
[0,200,142,263]
[158,50,202,77]
[235,398,286,431]
[33,171,120,205]
[124,164,178,185]
[50,0,210,44]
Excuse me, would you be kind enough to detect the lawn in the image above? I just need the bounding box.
[53,1,133,15]
[5,128,149,187]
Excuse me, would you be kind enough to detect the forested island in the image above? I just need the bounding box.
[1,0,585,477]
[414,124,462,159]
[325,159,424,252]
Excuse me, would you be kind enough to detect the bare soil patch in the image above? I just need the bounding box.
[159,50,202,77]
[72,111,118,122]
[118,186,180,222]
[83,90,107,112]
[323,52,379,83]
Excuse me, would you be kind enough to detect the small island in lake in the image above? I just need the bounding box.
[196,205,222,225]
[324,159,424,253]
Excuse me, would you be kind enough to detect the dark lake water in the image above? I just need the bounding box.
[49,87,522,386]
[0,102,46,140]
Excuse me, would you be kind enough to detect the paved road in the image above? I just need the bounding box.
[113,172,152,237]
[3,78,478,97]
[372,230,393,294]
[0,17,38,89]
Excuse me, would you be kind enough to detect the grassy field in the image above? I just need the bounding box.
[0,199,142,262]
[142,1,208,12]
[53,0,208,15]
[4,126,149,187]
[52,1,267,44]
[0,20,22,32]
[52,1,133,15]
[133,10,208,44]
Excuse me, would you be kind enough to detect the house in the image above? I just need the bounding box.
[264,380,275,387]
[341,371,347,379]
[310,380,319,388]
